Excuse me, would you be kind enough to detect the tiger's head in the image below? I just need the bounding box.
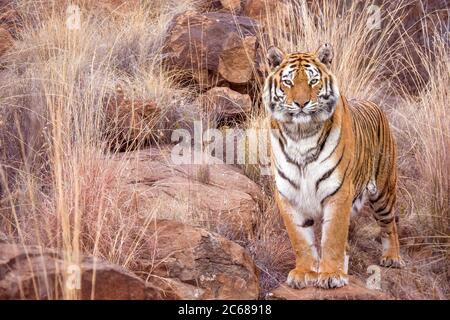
[263,44,340,125]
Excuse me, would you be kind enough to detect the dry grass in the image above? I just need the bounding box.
[0,0,198,299]
[0,0,448,300]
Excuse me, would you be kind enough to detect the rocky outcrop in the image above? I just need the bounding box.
[243,0,288,21]
[141,219,260,300]
[109,147,262,239]
[267,276,393,300]
[163,11,260,88]
[196,86,252,123]
[104,85,160,150]
[0,222,260,300]
[0,244,149,299]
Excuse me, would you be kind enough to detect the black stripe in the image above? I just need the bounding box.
[301,145,318,156]
[320,162,350,206]
[374,126,382,178]
[374,195,395,216]
[315,145,345,192]
[379,217,394,224]
[375,200,392,214]
[320,129,341,164]
[276,165,299,189]
[352,191,363,204]
[372,182,389,203]
[376,208,393,217]
[301,219,314,227]
[277,127,287,145]
[279,141,300,167]
[304,123,332,165]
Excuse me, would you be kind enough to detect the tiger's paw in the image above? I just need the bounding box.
[316,272,348,289]
[380,255,405,268]
[286,268,318,289]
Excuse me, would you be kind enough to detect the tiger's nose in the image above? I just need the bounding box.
[293,101,309,109]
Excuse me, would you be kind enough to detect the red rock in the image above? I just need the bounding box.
[0,244,149,299]
[196,87,252,121]
[163,11,260,87]
[243,0,288,21]
[141,219,260,300]
[108,147,262,239]
[267,276,393,300]
[104,85,159,150]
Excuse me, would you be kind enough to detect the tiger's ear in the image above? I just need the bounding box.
[316,43,333,68]
[267,46,285,69]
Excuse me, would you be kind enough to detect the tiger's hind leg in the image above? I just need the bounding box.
[370,191,405,268]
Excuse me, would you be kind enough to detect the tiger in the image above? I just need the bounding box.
[263,43,405,289]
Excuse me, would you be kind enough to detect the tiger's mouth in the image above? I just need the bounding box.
[276,100,335,124]
[284,101,319,116]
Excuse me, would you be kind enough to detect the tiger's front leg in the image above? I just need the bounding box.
[275,191,319,289]
[317,192,352,289]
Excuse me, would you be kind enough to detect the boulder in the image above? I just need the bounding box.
[243,0,288,21]
[0,244,149,299]
[196,87,252,122]
[141,219,260,300]
[266,276,392,300]
[104,85,160,150]
[108,147,262,239]
[163,11,260,88]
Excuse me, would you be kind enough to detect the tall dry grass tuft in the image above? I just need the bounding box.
[393,33,449,255]
[0,0,199,299]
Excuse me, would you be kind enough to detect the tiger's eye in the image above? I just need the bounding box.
[283,79,293,87]
[310,79,319,85]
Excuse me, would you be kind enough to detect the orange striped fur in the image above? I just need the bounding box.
[263,44,404,289]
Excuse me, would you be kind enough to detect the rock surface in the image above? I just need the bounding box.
[0,244,149,299]
[141,219,260,300]
[267,276,392,300]
[104,85,160,150]
[196,86,252,121]
[243,0,288,20]
[109,147,262,239]
[163,11,259,87]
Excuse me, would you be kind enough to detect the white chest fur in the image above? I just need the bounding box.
[270,125,342,219]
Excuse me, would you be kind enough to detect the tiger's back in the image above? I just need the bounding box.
[348,99,397,217]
